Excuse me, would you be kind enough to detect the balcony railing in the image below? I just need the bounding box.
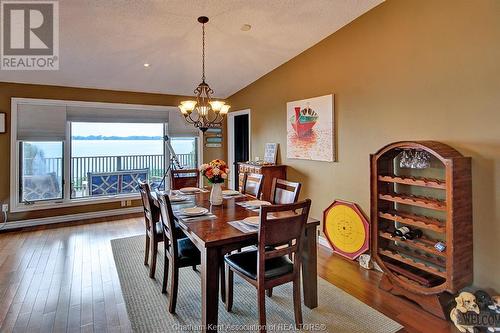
[34,153,197,192]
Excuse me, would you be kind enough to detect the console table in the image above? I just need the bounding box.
[237,163,287,201]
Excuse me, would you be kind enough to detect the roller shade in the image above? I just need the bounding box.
[17,104,66,141]
[66,106,168,123]
[167,109,200,137]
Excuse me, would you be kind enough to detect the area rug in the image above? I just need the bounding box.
[111,235,403,333]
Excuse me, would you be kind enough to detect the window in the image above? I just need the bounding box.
[70,122,165,198]
[11,98,201,212]
[20,141,63,203]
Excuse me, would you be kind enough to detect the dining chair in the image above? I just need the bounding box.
[241,173,264,199]
[170,169,200,190]
[224,199,312,332]
[270,178,301,205]
[157,192,201,313]
[138,180,163,278]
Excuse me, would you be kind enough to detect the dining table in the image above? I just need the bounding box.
[152,189,320,333]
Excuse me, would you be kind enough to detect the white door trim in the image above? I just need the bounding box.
[227,109,251,190]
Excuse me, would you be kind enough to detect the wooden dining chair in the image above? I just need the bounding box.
[158,192,201,314]
[138,180,164,278]
[270,178,301,205]
[241,173,264,199]
[170,169,200,190]
[224,199,312,332]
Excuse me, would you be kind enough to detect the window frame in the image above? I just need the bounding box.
[10,98,177,213]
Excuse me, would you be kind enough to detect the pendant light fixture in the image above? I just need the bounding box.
[178,16,230,132]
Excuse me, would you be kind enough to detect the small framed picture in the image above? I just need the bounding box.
[0,113,5,133]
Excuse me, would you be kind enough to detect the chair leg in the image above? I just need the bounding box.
[192,265,197,271]
[144,235,150,266]
[292,275,303,329]
[258,288,267,333]
[225,265,233,312]
[168,262,179,314]
[220,262,226,302]
[149,240,158,278]
[266,288,273,297]
[162,254,169,294]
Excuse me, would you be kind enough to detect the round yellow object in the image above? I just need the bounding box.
[325,204,366,254]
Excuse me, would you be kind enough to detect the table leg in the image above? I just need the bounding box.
[301,225,318,309]
[201,247,220,333]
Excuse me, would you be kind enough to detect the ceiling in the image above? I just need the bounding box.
[0,0,382,98]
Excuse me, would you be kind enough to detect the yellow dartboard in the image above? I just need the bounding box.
[323,200,369,260]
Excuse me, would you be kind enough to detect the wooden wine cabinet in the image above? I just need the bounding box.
[370,141,472,318]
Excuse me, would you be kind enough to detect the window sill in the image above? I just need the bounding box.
[10,193,141,213]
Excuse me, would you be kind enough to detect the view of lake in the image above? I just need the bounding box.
[40,139,195,158]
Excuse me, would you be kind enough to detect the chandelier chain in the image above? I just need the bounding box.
[202,22,206,82]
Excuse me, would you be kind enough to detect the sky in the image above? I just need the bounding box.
[71,122,164,137]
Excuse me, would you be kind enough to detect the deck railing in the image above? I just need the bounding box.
[37,153,197,191]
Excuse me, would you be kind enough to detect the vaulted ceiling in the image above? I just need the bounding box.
[0,0,382,98]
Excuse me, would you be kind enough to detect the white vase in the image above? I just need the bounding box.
[210,183,223,205]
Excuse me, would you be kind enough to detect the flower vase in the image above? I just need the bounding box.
[210,183,223,205]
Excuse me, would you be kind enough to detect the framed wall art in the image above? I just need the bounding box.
[286,94,335,162]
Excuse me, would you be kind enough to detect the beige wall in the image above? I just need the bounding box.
[229,0,500,290]
[0,82,224,221]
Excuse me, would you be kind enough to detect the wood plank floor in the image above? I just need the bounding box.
[0,216,457,333]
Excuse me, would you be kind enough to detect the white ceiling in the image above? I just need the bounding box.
[0,0,382,98]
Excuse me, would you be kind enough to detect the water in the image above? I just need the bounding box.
[38,140,195,158]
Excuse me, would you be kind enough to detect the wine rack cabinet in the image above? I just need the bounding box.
[370,141,472,318]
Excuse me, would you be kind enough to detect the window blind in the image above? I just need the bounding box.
[66,106,169,123]
[17,104,67,141]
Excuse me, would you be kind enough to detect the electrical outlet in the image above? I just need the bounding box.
[2,204,8,212]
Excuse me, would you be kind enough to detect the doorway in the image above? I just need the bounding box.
[227,109,251,190]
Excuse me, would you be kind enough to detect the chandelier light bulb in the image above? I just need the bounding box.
[180,100,197,112]
[220,104,230,115]
[209,101,225,112]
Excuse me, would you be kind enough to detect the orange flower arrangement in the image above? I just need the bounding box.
[199,159,229,184]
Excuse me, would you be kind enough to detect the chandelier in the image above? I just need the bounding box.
[178,16,230,132]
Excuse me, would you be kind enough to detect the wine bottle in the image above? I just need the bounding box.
[402,229,423,240]
[392,226,410,238]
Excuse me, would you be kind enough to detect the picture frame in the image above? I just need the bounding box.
[0,113,5,133]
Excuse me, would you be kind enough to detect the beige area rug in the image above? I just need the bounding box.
[111,235,403,333]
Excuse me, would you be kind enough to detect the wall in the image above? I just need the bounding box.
[0,82,224,222]
[228,0,500,290]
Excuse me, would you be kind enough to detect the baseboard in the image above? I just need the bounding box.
[318,235,333,251]
[0,206,142,231]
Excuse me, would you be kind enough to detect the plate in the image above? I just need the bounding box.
[180,207,209,217]
[242,216,260,226]
[222,190,240,196]
[179,187,200,194]
[169,195,189,202]
[245,200,271,208]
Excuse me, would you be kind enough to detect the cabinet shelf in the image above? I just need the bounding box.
[379,193,446,211]
[378,175,446,189]
[379,231,446,258]
[379,210,446,233]
[386,243,446,268]
[379,249,447,278]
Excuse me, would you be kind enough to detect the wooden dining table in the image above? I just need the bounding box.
[152,190,320,333]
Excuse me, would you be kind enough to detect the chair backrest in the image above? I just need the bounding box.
[242,173,264,198]
[257,199,312,282]
[270,178,301,205]
[157,192,180,258]
[170,169,200,190]
[138,180,157,231]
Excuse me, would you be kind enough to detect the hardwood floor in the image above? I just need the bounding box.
[0,216,456,333]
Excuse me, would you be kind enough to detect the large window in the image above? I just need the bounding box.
[11,99,201,212]
[70,122,165,198]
